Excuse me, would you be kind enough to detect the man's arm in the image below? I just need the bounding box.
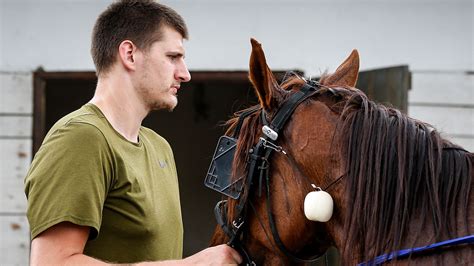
[30,222,242,265]
[30,222,108,265]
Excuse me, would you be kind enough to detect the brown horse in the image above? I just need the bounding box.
[209,39,473,265]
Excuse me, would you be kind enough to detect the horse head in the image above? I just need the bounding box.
[210,39,473,265]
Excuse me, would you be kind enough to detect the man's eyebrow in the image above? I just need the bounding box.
[168,50,183,54]
[167,51,185,57]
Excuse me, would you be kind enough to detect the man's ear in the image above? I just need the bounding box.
[249,38,284,111]
[118,40,138,71]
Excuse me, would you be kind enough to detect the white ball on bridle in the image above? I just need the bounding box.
[303,184,334,222]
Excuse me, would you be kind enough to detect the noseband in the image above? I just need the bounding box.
[205,81,330,264]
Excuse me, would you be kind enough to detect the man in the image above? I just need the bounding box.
[24,0,241,264]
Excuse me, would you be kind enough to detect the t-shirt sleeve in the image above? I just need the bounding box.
[25,121,114,240]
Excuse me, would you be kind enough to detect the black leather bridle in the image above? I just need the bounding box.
[207,80,330,265]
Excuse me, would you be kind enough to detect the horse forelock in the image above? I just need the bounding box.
[336,92,473,263]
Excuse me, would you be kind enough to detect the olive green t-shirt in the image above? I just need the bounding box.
[24,103,183,263]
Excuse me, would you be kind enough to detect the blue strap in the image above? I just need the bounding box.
[358,234,474,266]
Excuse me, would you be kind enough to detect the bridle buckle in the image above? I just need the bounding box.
[260,137,287,154]
[232,219,244,229]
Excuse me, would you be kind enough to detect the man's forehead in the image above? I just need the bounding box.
[155,27,185,46]
[158,25,185,41]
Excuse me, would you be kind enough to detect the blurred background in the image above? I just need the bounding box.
[0,0,472,264]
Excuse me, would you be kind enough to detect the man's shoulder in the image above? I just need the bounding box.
[46,104,108,140]
[54,104,102,126]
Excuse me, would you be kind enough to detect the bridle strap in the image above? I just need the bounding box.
[214,200,234,239]
[253,82,325,263]
[263,83,319,133]
[262,149,324,263]
[216,143,265,265]
[214,200,256,265]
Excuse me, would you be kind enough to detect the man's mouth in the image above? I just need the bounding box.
[171,85,180,95]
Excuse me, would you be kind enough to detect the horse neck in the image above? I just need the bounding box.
[334,92,474,263]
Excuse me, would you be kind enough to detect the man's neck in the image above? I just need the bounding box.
[90,75,148,143]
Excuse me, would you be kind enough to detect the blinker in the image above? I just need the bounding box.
[204,136,243,199]
[204,106,263,200]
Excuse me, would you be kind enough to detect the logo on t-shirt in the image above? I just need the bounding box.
[159,160,167,168]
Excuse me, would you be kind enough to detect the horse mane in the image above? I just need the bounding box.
[336,91,473,262]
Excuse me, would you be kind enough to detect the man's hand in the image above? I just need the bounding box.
[181,244,242,265]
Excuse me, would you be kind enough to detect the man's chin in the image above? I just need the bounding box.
[151,100,177,112]
[165,104,177,112]
[167,99,178,111]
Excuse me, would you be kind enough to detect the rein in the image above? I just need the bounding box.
[357,145,473,265]
[358,235,474,265]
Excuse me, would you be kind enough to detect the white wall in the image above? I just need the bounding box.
[409,72,473,149]
[0,0,472,264]
[1,0,472,73]
[0,72,32,265]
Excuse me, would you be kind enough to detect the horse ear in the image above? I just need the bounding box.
[322,49,360,88]
[249,38,283,111]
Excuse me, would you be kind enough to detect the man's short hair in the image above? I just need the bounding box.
[91,0,188,75]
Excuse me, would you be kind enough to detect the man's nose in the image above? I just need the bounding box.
[176,62,191,82]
